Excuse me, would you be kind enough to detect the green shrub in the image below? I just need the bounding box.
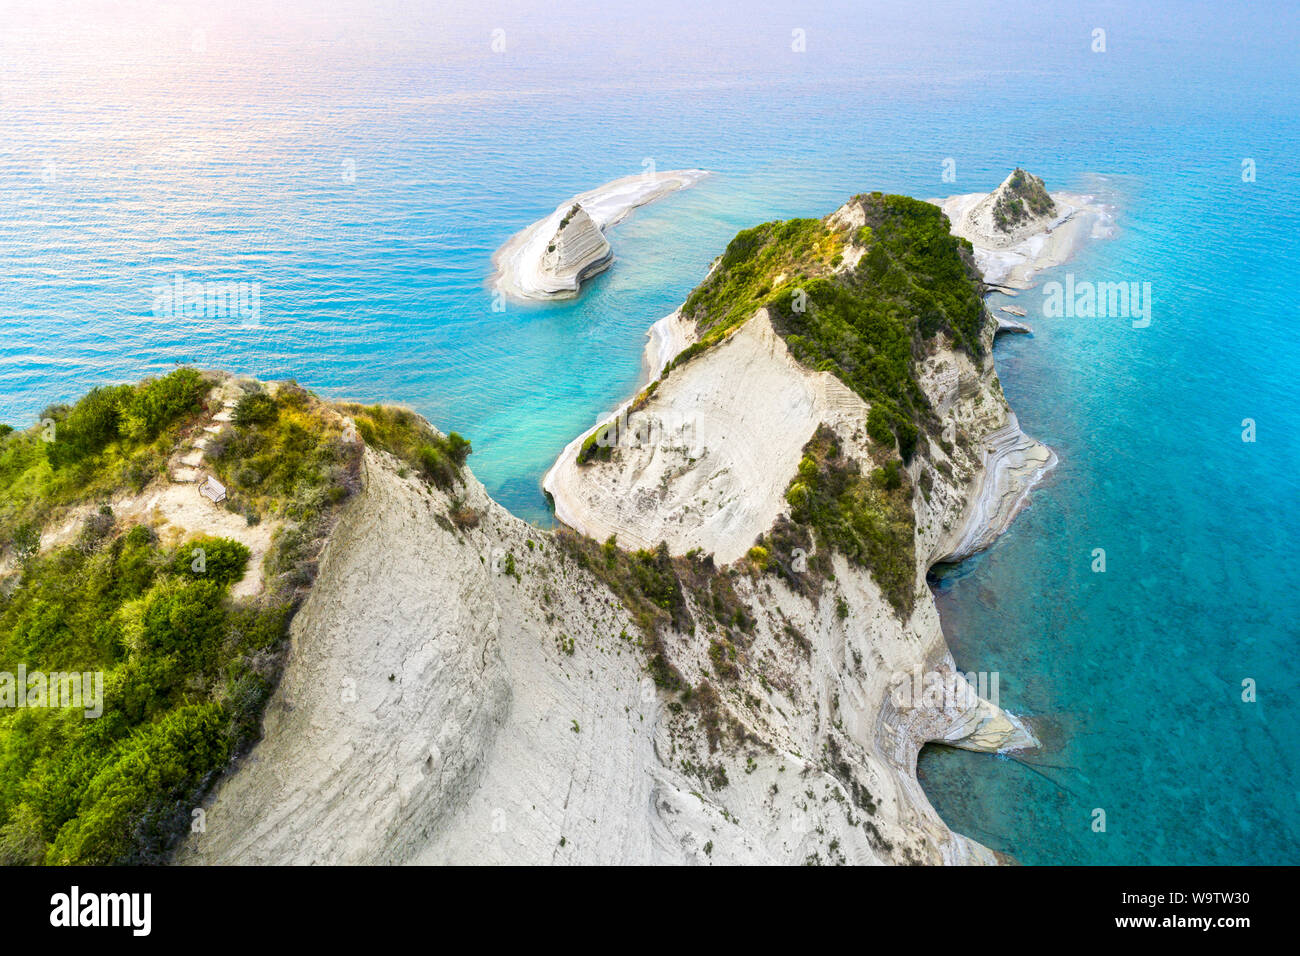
[118,368,205,442]
[232,392,278,427]
[169,535,251,589]
[871,460,904,491]
[867,406,894,447]
[781,426,916,616]
[0,516,291,865]
[44,386,131,467]
[417,444,457,489]
[44,704,229,865]
[1,369,209,550]
[341,403,470,491]
[577,420,616,465]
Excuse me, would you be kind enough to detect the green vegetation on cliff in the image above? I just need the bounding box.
[673,193,985,463]
[778,425,916,616]
[554,532,753,697]
[208,384,360,524]
[678,217,844,348]
[205,388,469,595]
[340,402,471,491]
[669,193,978,611]
[772,195,983,461]
[578,192,983,620]
[576,423,615,466]
[0,372,472,864]
[0,369,207,556]
[0,521,287,864]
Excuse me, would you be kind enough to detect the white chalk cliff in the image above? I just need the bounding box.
[179,177,1120,867]
[180,435,1032,866]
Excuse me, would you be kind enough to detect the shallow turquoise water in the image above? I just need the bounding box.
[2,1,1297,863]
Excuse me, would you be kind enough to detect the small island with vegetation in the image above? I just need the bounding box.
[991,168,1056,234]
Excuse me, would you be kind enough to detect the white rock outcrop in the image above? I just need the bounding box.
[493,170,709,300]
[537,204,612,291]
[963,169,1058,244]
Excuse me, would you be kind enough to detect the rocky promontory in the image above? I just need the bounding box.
[3,173,1117,867]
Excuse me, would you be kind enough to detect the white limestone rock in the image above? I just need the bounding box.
[492,169,709,300]
[537,203,612,292]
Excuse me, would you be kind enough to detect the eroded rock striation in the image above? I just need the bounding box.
[538,204,613,290]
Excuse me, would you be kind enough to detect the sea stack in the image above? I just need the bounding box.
[538,203,613,292]
[491,169,709,301]
[972,168,1058,241]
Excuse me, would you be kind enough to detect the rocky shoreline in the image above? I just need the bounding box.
[929,174,1117,563]
[181,175,1111,866]
[933,415,1058,564]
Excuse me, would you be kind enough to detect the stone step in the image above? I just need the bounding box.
[172,467,199,483]
[180,450,204,467]
[203,424,223,435]
[213,410,234,423]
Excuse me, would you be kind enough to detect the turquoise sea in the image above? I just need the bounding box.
[2,1,1297,864]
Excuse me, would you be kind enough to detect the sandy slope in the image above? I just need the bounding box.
[545,309,868,565]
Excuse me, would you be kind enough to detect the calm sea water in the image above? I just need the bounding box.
[2,1,1297,864]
